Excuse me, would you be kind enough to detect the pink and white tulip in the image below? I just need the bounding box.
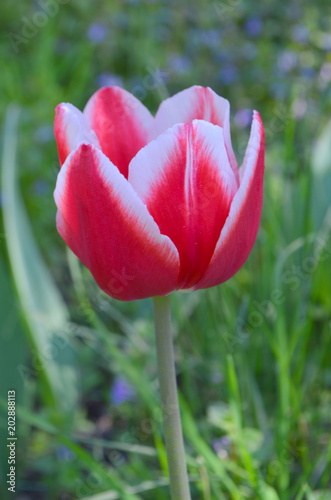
[54,86,265,300]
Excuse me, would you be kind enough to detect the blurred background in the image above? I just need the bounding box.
[0,0,330,499]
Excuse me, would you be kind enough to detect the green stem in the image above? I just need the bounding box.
[276,317,290,497]
[153,296,192,500]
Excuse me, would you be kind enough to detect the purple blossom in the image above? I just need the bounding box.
[277,50,298,73]
[300,66,316,79]
[96,73,124,88]
[320,63,331,86]
[212,436,232,458]
[111,376,136,406]
[234,109,252,129]
[320,34,331,51]
[291,98,307,120]
[291,25,310,44]
[167,54,192,75]
[218,64,238,85]
[87,23,107,44]
[199,29,221,48]
[244,17,262,38]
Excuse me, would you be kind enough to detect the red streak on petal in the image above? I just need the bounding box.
[85,87,151,178]
[193,111,265,290]
[54,105,71,166]
[145,124,235,289]
[55,145,179,300]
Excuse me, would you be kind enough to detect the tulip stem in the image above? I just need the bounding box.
[153,295,192,500]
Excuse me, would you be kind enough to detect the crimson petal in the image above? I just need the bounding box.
[54,144,179,300]
[152,85,239,181]
[54,103,100,166]
[193,112,265,290]
[129,120,238,289]
[84,86,154,178]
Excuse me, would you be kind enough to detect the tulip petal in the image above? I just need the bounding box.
[193,111,265,290]
[54,103,100,166]
[129,120,238,289]
[54,144,179,300]
[153,85,239,181]
[84,87,154,178]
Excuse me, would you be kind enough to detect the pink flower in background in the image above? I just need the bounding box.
[54,85,265,300]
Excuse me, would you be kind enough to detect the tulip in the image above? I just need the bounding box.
[53,85,265,499]
[54,85,265,301]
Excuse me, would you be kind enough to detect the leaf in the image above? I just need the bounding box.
[258,485,280,500]
[311,119,331,176]
[0,257,27,500]
[311,118,331,227]
[1,104,78,414]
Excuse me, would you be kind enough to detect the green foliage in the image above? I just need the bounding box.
[1,106,79,417]
[0,1,330,499]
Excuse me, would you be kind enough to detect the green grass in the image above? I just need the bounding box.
[0,1,330,499]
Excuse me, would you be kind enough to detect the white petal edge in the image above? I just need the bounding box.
[54,144,180,267]
[128,119,238,202]
[56,103,100,154]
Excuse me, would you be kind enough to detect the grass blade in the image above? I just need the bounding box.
[1,104,78,414]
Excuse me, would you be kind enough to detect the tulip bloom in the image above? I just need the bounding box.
[54,86,265,301]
